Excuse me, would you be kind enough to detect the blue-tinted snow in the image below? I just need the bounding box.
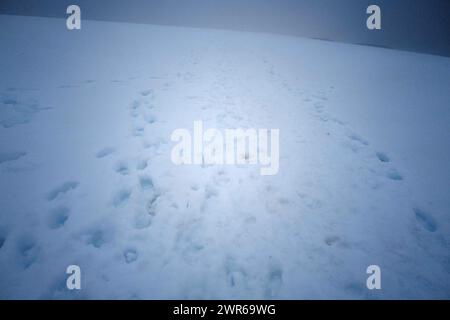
[0,15,449,299]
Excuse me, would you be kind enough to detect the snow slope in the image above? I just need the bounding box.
[0,15,449,299]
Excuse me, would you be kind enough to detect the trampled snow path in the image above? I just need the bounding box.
[0,15,449,299]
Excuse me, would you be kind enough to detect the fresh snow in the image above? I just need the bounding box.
[0,15,449,299]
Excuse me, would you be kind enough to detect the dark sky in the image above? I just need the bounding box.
[1,0,449,56]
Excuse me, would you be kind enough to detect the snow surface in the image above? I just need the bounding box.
[0,15,449,299]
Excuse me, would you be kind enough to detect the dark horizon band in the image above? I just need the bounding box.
[1,0,449,57]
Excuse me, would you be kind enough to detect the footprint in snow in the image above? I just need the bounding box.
[413,208,438,232]
[136,159,148,170]
[17,235,39,269]
[139,176,154,190]
[140,89,152,97]
[376,151,390,163]
[347,132,369,146]
[387,169,403,181]
[324,235,350,248]
[0,92,51,128]
[47,206,70,229]
[115,162,130,175]
[0,226,7,250]
[96,147,115,158]
[225,257,247,288]
[0,151,26,164]
[112,188,132,207]
[124,249,138,263]
[85,229,106,248]
[133,211,152,229]
[265,261,283,298]
[325,235,340,246]
[146,193,160,217]
[46,181,78,201]
[143,112,156,124]
[132,126,145,137]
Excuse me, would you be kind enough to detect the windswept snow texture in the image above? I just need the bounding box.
[0,15,450,299]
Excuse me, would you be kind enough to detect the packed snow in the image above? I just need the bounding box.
[0,15,449,299]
